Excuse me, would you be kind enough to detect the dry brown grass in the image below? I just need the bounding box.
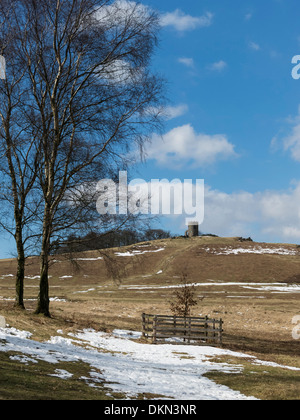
[1,236,300,399]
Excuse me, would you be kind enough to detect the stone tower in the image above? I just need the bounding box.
[187,222,199,238]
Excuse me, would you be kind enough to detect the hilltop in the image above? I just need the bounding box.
[0,235,299,342]
[2,235,300,283]
[0,236,300,399]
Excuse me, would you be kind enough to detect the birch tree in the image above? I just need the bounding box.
[4,0,164,316]
[0,2,42,309]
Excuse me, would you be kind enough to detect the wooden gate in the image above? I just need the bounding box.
[142,313,223,345]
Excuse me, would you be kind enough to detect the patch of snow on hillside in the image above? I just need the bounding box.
[50,297,67,302]
[115,248,165,257]
[49,369,74,379]
[208,246,298,256]
[1,326,299,399]
[243,284,300,293]
[0,326,260,400]
[75,257,103,261]
[123,282,300,293]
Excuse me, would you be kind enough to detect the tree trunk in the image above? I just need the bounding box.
[35,253,50,317]
[15,249,25,309]
[14,219,25,309]
[35,211,51,317]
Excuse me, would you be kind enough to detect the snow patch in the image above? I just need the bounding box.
[123,282,300,294]
[0,326,256,400]
[1,327,299,399]
[207,246,299,256]
[115,248,165,257]
[49,369,74,379]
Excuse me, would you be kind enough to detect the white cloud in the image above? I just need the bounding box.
[209,60,227,72]
[178,57,195,68]
[160,9,213,32]
[248,41,261,51]
[95,0,151,26]
[94,0,153,85]
[97,59,136,85]
[270,135,279,152]
[284,124,300,161]
[146,124,238,168]
[201,182,300,242]
[277,105,300,162]
[128,178,300,243]
[143,104,188,121]
[163,104,189,120]
[167,182,300,242]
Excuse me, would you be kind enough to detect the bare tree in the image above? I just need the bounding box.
[0,2,42,309]
[169,269,200,318]
[2,0,164,316]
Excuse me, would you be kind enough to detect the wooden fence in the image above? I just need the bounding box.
[142,313,223,346]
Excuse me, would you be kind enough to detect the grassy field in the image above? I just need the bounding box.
[0,236,300,399]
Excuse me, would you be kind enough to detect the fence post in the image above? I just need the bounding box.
[205,316,208,342]
[219,319,223,346]
[153,316,157,344]
[142,313,146,338]
[188,317,191,344]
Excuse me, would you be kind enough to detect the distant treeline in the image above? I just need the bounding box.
[56,228,172,254]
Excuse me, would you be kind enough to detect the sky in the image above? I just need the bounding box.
[2,0,300,258]
[131,0,300,243]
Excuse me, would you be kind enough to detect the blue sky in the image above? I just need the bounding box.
[132,0,300,243]
[2,0,300,258]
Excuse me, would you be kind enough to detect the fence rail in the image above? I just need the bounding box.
[142,313,223,346]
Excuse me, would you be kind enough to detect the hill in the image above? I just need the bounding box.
[0,236,300,399]
[1,234,300,346]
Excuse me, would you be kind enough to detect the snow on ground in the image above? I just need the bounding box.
[73,288,96,294]
[0,326,299,400]
[206,246,299,256]
[115,248,165,257]
[0,326,252,400]
[122,282,300,294]
[242,284,300,293]
[0,297,67,302]
[50,297,67,302]
[74,257,103,261]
